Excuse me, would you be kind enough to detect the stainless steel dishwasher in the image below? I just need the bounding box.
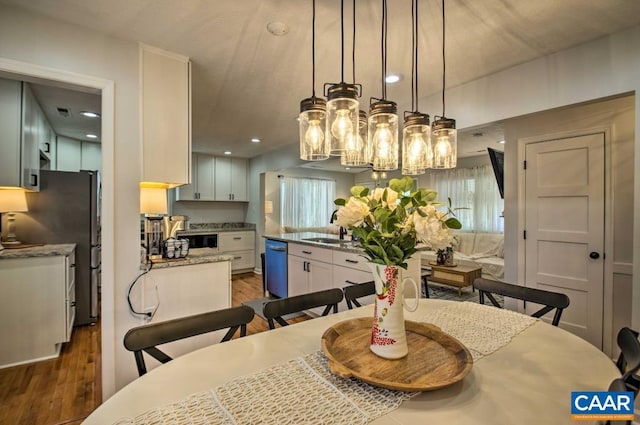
[265,239,288,298]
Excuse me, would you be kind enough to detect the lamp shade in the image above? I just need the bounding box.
[140,187,168,214]
[0,189,28,213]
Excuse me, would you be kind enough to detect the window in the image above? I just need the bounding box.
[279,176,336,230]
[425,165,504,233]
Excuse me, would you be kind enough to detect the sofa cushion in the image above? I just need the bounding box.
[454,232,476,256]
[471,233,504,259]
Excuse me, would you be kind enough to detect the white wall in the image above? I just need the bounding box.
[0,4,145,396]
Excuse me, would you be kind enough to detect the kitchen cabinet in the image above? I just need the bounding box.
[287,243,333,316]
[40,124,56,170]
[332,250,375,311]
[0,248,76,368]
[140,44,191,188]
[175,153,214,200]
[218,230,255,272]
[214,157,247,201]
[140,260,230,372]
[56,136,102,173]
[0,79,39,190]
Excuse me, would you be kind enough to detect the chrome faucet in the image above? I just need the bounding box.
[330,210,347,240]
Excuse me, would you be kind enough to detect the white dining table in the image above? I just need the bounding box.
[85,299,619,425]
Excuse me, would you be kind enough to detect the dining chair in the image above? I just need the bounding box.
[615,327,640,394]
[123,305,255,376]
[606,378,633,425]
[343,281,375,309]
[263,288,344,329]
[421,267,431,298]
[473,277,570,326]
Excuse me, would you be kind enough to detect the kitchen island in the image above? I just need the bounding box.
[0,244,76,368]
[264,233,421,312]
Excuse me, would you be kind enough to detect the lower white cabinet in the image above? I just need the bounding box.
[218,231,255,273]
[287,243,334,316]
[140,260,231,372]
[0,249,76,368]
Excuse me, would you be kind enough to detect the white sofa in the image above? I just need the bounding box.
[421,232,505,281]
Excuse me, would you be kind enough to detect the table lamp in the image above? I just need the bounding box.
[0,189,29,246]
[140,187,168,215]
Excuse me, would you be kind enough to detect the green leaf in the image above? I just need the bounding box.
[350,185,367,197]
[334,198,346,206]
[445,217,462,229]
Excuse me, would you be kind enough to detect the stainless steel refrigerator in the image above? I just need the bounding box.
[18,170,101,325]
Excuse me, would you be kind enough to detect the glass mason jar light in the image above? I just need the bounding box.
[326,83,359,156]
[368,100,399,171]
[342,110,369,166]
[431,117,457,169]
[299,97,329,161]
[401,112,431,175]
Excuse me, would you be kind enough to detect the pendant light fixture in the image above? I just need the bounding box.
[402,0,431,176]
[299,0,329,161]
[431,0,457,169]
[326,0,361,157]
[341,0,368,167]
[369,0,399,171]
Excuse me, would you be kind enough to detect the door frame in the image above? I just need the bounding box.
[0,57,115,395]
[517,126,613,354]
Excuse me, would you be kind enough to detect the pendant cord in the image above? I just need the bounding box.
[381,0,388,99]
[411,0,417,112]
[352,0,356,84]
[441,0,446,117]
[341,0,345,82]
[312,0,316,97]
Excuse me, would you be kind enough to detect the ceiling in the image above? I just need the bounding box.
[3,0,640,166]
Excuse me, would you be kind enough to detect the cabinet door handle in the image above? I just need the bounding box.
[70,301,76,307]
[302,250,312,255]
[345,280,360,285]
[302,261,307,272]
[233,256,241,260]
[44,142,50,153]
[233,237,242,240]
[232,194,235,200]
[306,262,311,273]
[30,174,38,187]
[345,259,359,264]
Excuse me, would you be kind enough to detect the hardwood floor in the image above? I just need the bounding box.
[0,272,297,424]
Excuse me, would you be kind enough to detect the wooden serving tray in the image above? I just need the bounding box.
[321,318,473,392]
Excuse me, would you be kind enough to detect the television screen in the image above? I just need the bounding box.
[487,147,504,199]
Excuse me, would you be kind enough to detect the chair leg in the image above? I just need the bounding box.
[422,275,430,298]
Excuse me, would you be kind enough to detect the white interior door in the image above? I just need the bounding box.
[524,133,604,348]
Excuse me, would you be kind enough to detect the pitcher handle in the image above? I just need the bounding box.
[402,277,419,312]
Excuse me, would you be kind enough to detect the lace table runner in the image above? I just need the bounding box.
[114,302,537,425]
[419,301,537,360]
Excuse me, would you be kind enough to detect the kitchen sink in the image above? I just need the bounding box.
[302,237,344,244]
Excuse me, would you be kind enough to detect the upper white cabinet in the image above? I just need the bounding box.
[140,44,191,188]
[0,79,40,190]
[175,154,247,202]
[214,157,247,201]
[56,136,102,173]
[175,153,214,201]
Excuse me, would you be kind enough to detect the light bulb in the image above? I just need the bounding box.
[409,133,426,157]
[331,109,353,141]
[305,119,324,149]
[435,135,452,157]
[373,123,393,159]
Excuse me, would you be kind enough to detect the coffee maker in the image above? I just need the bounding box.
[143,215,164,260]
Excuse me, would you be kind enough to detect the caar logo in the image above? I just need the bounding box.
[571,391,634,421]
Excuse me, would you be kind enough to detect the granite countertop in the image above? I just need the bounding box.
[142,249,234,270]
[264,232,362,253]
[0,243,76,259]
[177,223,255,236]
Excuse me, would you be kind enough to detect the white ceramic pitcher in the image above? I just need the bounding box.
[369,263,419,359]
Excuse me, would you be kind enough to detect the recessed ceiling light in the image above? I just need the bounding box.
[86,134,98,139]
[224,151,232,155]
[251,138,261,143]
[385,74,401,84]
[497,140,505,144]
[80,111,100,118]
